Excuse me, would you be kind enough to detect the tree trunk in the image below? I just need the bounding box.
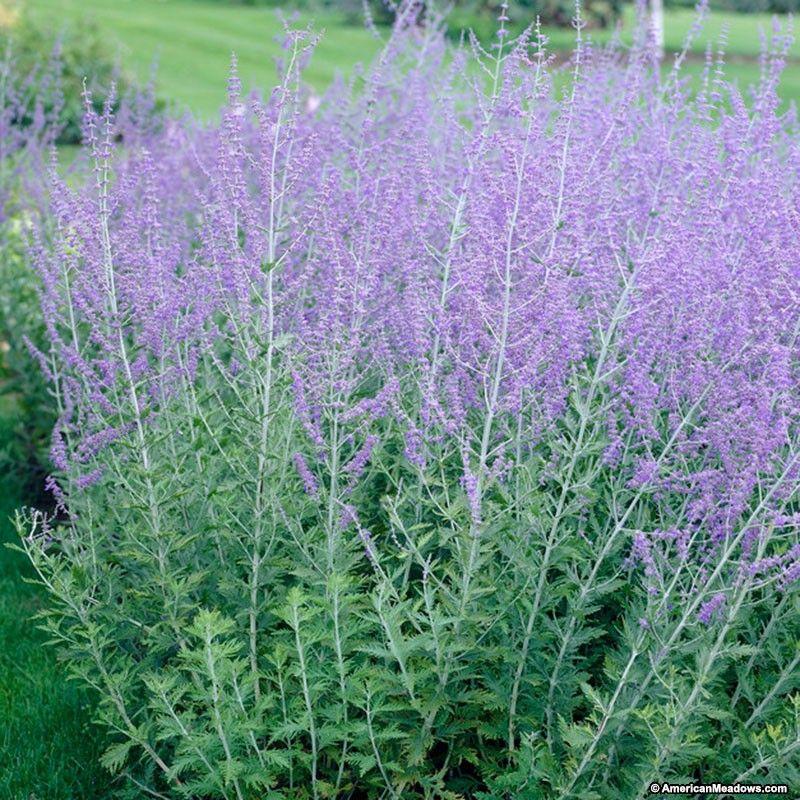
[650,0,665,59]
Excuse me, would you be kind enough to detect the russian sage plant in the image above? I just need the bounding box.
[14,3,800,798]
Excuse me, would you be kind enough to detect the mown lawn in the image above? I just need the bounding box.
[24,0,800,116]
[0,393,113,799]
[26,0,383,117]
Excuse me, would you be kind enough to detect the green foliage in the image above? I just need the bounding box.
[19,346,800,797]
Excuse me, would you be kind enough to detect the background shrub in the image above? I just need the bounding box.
[0,9,139,145]
[0,222,53,495]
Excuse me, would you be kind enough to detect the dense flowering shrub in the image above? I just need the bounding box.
[13,2,800,797]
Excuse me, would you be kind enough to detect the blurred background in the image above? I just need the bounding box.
[0,0,798,129]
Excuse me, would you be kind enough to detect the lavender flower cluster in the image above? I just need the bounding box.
[13,2,800,797]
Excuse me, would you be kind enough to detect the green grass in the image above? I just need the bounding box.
[0,393,112,800]
[25,0,383,118]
